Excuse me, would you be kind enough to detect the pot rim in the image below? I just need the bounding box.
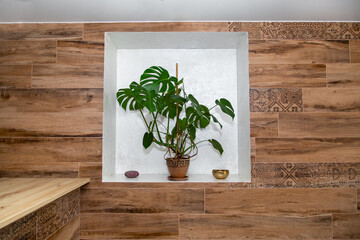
[165,157,190,161]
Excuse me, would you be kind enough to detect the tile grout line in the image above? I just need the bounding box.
[30,64,33,88]
[177,213,180,239]
[325,63,328,88]
[277,112,280,138]
[82,23,85,40]
[203,188,206,214]
[356,189,358,212]
[331,213,334,239]
[55,40,58,64]
[349,40,352,63]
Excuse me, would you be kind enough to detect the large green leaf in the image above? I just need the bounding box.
[117,82,145,111]
[160,90,186,119]
[215,98,235,119]
[208,139,224,155]
[143,132,154,149]
[211,114,223,129]
[117,81,160,113]
[185,104,211,129]
[140,66,177,94]
[188,125,196,141]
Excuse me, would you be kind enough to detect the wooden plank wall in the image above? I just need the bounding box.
[0,22,359,239]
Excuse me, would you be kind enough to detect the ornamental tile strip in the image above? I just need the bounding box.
[250,88,303,112]
[252,162,360,188]
[228,22,360,40]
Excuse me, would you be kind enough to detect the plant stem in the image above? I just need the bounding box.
[183,139,208,153]
[152,112,164,144]
[209,105,217,111]
[139,109,150,132]
[175,63,180,155]
[180,133,188,152]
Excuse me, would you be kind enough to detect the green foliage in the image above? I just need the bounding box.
[143,132,154,149]
[116,66,235,159]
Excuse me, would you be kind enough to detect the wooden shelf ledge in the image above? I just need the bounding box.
[0,178,90,229]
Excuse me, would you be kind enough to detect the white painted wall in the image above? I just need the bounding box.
[103,32,250,182]
[116,49,238,174]
[102,34,118,179]
[1,0,359,22]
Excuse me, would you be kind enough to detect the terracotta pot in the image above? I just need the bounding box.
[166,157,190,180]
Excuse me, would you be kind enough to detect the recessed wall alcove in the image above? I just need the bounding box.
[103,32,250,182]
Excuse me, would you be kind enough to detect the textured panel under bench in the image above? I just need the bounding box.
[0,189,80,240]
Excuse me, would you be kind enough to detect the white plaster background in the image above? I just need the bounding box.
[116,49,238,174]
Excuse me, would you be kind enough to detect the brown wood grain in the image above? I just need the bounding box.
[180,214,332,239]
[0,23,83,41]
[0,112,102,137]
[327,63,360,87]
[350,40,360,63]
[84,22,228,41]
[0,88,103,112]
[279,113,360,137]
[249,40,349,64]
[205,188,357,214]
[250,64,326,87]
[79,162,102,188]
[303,88,360,112]
[57,41,104,65]
[0,65,31,89]
[333,213,360,239]
[0,41,56,64]
[47,215,80,240]
[250,112,278,137]
[79,162,102,178]
[0,137,102,163]
[0,162,78,177]
[80,213,178,239]
[80,179,231,190]
[81,188,204,214]
[251,137,255,162]
[256,138,360,163]
[32,64,104,88]
[358,188,360,211]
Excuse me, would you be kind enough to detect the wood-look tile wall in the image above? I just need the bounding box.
[0,22,359,239]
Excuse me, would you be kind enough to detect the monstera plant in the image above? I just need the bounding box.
[116,65,235,181]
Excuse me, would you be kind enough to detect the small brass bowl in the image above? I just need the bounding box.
[212,169,229,179]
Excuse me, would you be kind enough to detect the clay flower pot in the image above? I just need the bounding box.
[166,158,190,181]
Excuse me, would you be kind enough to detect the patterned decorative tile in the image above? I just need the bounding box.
[0,189,80,240]
[37,195,65,240]
[250,88,303,112]
[0,212,36,240]
[37,189,80,240]
[228,22,241,32]
[252,162,360,188]
[62,189,80,224]
[339,23,360,40]
[229,22,360,40]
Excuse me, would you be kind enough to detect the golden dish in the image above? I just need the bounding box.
[212,169,229,179]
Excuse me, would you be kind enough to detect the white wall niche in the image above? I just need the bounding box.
[103,32,250,182]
